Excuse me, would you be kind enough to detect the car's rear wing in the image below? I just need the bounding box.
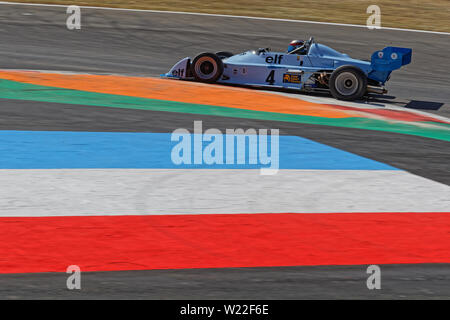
[368,47,412,83]
[371,47,412,71]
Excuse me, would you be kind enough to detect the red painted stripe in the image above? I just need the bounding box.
[330,104,448,124]
[1,212,449,274]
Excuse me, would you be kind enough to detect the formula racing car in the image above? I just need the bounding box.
[162,37,412,101]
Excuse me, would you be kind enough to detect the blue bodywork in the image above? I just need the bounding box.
[163,39,412,94]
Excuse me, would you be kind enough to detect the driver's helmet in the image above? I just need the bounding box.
[287,40,305,53]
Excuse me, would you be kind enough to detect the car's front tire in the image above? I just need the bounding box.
[191,53,224,83]
[329,66,367,101]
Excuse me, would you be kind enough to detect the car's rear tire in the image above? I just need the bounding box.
[329,66,367,101]
[191,53,224,83]
[215,51,234,59]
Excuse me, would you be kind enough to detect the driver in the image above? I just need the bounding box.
[287,40,306,54]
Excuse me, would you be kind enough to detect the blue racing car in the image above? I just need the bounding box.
[162,37,412,101]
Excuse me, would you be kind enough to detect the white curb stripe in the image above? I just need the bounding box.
[0,1,449,36]
[1,169,449,217]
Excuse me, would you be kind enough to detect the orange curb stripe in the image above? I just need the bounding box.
[0,70,354,119]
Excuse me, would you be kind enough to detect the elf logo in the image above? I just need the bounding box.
[172,68,184,77]
[265,55,284,64]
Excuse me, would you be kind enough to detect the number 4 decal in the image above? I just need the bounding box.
[265,70,275,85]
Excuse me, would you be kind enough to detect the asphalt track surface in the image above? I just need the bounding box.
[1,4,450,112]
[2,264,450,299]
[0,3,449,299]
[1,99,449,185]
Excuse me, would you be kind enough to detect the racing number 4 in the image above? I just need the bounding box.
[265,70,275,85]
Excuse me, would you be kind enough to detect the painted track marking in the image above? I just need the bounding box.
[0,1,449,36]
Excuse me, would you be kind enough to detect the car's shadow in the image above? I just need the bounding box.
[280,89,446,112]
[403,100,445,111]
[365,95,445,111]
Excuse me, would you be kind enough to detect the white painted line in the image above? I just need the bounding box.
[0,169,449,217]
[0,1,449,36]
[270,91,450,124]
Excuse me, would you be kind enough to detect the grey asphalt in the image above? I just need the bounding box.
[1,264,450,299]
[0,3,449,112]
[0,3,449,299]
[0,98,449,185]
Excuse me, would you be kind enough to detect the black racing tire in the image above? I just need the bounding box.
[329,65,367,101]
[215,51,234,59]
[191,52,224,83]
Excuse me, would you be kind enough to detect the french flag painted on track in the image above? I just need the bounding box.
[0,130,449,273]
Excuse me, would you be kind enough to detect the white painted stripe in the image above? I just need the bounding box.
[270,91,450,124]
[1,169,448,217]
[0,1,449,36]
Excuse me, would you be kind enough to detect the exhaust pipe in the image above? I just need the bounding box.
[367,86,387,94]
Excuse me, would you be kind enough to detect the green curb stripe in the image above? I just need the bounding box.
[423,121,450,129]
[0,79,449,141]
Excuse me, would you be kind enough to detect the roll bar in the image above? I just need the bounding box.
[288,36,315,55]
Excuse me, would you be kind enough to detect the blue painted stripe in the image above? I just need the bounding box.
[0,131,396,170]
